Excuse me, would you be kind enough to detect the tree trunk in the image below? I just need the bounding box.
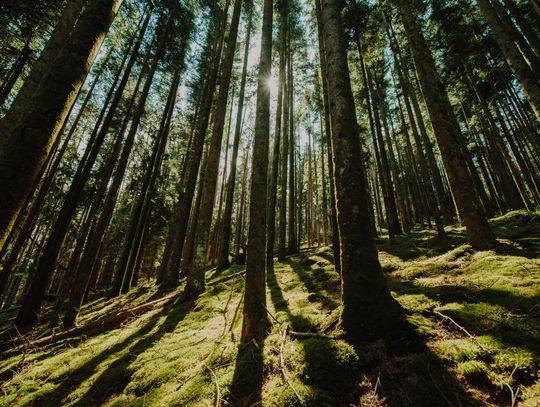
[216,5,253,272]
[315,0,341,274]
[266,4,287,270]
[395,0,496,249]
[319,0,406,342]
[240,0,272,344]
[159,3,228,288]
[183,0,243,301]
[0,32,33,108]
[0,0,123,259]
[0,0,88,134]
[475,0,540,120]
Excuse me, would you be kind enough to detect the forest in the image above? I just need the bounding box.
[0,0,539,405]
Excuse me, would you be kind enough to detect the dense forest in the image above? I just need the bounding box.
[0,0,539,405]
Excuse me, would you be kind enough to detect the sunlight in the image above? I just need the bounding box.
[265,74,279,96]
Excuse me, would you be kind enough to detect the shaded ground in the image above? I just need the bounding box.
[0,210,538,406]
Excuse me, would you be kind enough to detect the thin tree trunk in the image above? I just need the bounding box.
[216,5,253,272]
[183,0,243,300]
[266,3,286,270]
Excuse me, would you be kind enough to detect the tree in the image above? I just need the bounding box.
[216,1,254,272]
[0,0,123,258]
[183,0,243,301]
[393,0,497,250]
[240,0,273,344]
[475,0,540,121]
[319,0,406,342]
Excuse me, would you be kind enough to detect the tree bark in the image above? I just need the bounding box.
[0,0,123,259]
[395,0,496,249]
[319,0,406,342]
[240,0,272,344]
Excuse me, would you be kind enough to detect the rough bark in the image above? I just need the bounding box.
[183,0,243,300]
[319,0,406,341]
[240,0,272,344]
[0,0,123,259]
[395,0,496,249]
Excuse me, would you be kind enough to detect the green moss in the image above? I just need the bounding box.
[301,339,360,398]
[457,360,490,385]
[2,211,539,406]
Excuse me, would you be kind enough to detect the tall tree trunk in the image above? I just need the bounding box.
[266,4,287,270]
[159,3,228,288]
[117,61,181,296]
[0,0,123,259]
[315,0,340,274]
[319,0,406,342]
[240,0,272,344]
[395,0,496,249]
[278,20,290,261]
[0,63,105,299]
[287,52,297,254]
[183,0,243,300]
[216,5,253,272]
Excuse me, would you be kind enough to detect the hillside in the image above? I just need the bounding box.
[0,211,538,406]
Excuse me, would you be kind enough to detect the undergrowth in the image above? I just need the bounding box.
[0,210,538,406]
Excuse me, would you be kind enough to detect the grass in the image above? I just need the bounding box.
[0,210,539,406]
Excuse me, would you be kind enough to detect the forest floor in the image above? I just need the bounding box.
[0,210,539,406]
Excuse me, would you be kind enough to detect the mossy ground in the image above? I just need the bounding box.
[0,211,538,406]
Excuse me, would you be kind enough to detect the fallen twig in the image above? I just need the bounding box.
[289,330,337,340]
[208,271,246,286]
[205,363,221,407]
[279,325,303,403]
[432,310,490,353]
[502,363,521,407]
[369,373,381,407]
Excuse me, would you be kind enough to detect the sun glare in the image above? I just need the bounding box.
[265,74,279,95]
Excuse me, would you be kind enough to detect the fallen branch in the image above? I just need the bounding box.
[432,310,490,353]
[289,330,337,340]
[205,363,221,407]
[369,373,381,407]
[0,306,21,315]
[279,325,303,403]
[208,271,246,286]
[1,291,178,357]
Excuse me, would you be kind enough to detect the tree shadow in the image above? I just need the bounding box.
[266,265,290,313]
[228,337,266,406]
[73,297,193,405]
[269,257,485,406]
[31,297,192,406]
[284,255,339,310]
[390,279,540,357]
[377,230,467,261]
